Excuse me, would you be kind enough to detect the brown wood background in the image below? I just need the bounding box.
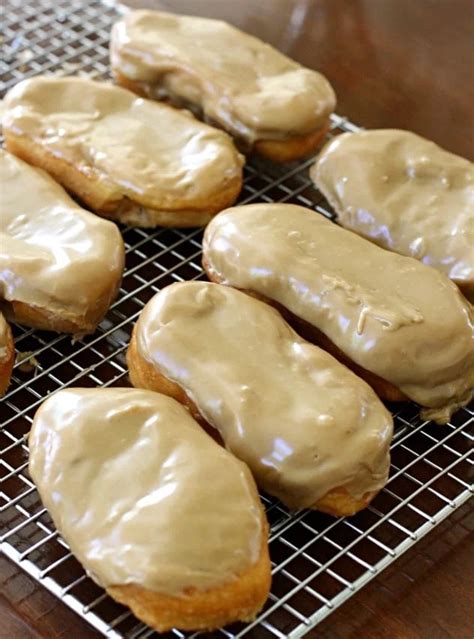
[2,1,473,638]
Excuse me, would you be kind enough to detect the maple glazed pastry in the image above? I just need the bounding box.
[110,10,336,162]
[203,203,474,424]
[311,129,474,300]
[2,76,243,227]
[0,312,15,395]
[127,281,393,515]
[0,150,124,335]
[29,388,270,632]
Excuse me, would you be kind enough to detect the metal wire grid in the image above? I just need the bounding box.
[0,0,472,637]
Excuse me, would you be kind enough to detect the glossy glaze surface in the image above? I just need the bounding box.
[0,149,124,330]
[3,76,243,209]
[111,10,336,144]
[312,130,474,297]
[134,281,393,509]
[204,203,474,421]
[28,388,263,596]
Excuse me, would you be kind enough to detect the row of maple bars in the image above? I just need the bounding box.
[1,9,473,634]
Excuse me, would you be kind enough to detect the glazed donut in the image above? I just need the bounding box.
[311,129,474,301]
[203,203,474,423]
[127,281,393,516]
[29,388,270,632]
[3,76,243,228]
[0,149,124,336]
[110,10,336,162]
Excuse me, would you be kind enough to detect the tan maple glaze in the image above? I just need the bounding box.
[203,203,474,423]
[2,76,243,211]
[28,388,264,596]
[311,129,474,299]
[110,10,336,145]
[133,281,393,509]
[0,150,124,333]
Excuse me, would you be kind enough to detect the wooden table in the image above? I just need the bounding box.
[2,1,473,637]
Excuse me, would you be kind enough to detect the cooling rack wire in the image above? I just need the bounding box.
[1,1,473,637]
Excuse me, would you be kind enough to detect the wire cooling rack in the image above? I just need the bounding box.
[1,1,473,637]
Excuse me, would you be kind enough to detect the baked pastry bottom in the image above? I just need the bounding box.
[1,298,114,337]
[107,526,271,632]
[127,330,380,517]
[254,121,331,163]
[0,318,15,396]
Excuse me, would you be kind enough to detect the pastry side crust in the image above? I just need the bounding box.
[127,330,379,517]
[2,295,118,337]
[254,121,331,163]
[4,132,242,228]
[107,522,271,632]
[0,319,15,396]
[203,258,407,403]
[113,71,330,163]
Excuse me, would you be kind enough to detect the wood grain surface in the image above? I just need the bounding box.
[2,1,473,638]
